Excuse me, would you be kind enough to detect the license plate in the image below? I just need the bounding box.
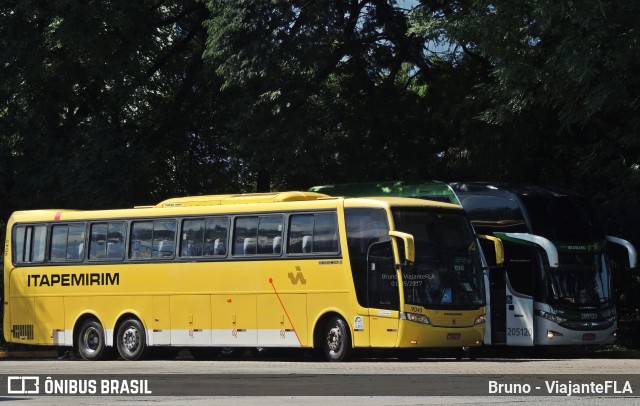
[582,333,595,341]
[447,333,461,340]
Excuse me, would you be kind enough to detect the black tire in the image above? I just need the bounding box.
[116,318,147,360]
[322,316,351,362]
[77,319,106,361]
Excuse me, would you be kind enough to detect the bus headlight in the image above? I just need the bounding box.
[474,314,486,325]
[400,312,431,325]
[535,310,567,324]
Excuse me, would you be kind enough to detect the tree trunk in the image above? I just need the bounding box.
[256,167,271,192]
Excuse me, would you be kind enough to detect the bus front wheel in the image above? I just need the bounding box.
[116,318,147,360]
[322,316,351,362]
[77,319,106,361]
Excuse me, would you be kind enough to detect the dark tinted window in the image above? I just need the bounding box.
[520,195,604,242]
[504,241,536,297]
[233,215,283,256]
[345,208,390,306]
[51,224,86,262]
[459,195,527,234]
[89,222,125,261]
[288,213,339,254]
[130,220,176,259]
[181,217,229,257]
[13,225,46,263]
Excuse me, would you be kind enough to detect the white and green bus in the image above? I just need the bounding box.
[450,182,637,346]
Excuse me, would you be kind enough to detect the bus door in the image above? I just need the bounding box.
[504,263,534,346]
[367,240,400,347]
[488,267,507,345]
[504,241,538,346]
[606,236,638,345]
[477,235,507,345]
[495,233,559,346]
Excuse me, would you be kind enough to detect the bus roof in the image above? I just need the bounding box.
[308,180,460,205]
[7,192,462,224]
[155,191,329,207]
[449,182,584,200]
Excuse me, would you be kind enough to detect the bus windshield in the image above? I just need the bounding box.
[544,253,611,306]
[392,208,484,309]
[520,195,604,242]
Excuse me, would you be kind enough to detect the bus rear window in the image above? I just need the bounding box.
[13,224,46,264]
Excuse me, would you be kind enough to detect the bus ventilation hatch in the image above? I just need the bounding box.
[12,325,34,340]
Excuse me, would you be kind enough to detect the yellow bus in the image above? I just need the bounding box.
[3,191,501,361]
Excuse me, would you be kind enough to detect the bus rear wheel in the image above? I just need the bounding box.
[322,316,351,362]
[116,318,147,360]
[77,319,106,360]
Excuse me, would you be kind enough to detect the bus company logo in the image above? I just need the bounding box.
[27,272,120,287]
[8,376,40,394]
[288,271,307,285]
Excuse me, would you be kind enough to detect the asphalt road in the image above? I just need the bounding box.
[1,349,639,405]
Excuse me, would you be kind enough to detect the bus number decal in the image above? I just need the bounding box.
[507,328,532,337]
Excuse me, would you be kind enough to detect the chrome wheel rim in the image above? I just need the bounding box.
[82,326,101,354]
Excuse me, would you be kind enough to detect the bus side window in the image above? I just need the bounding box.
[288,214,313,254]
[182,218,205,257]
[205,217,229,256]
[90,223,108,260]
[50,224,85,262]
[90,222,126,261]
[257,216,283,255]
[130,221,153,259]
[287,212,338,255]
[504,241,536,297]
[234,217,258,256]
[13,224,46,264]
[106,222,126,260]
[312,213,338,253]
[154,220,176,258]
[345,208,390,308]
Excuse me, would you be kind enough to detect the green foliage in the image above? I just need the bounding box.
[0,0,638,247]
[412,0,640,243]
[0,1,246,215]
[203,0,441,190]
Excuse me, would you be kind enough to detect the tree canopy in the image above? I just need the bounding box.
[1,0,639,242]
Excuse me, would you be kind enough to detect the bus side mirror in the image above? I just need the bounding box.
[606,236,638,269]
[388,230,415,265]
[493,232,559,268]
[477,234,504,266]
